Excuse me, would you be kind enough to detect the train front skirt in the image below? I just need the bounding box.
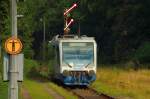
[59,71,96,85]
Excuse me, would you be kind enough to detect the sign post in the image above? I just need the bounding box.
[9,0,19,99]
[3,1,24,99]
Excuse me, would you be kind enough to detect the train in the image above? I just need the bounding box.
[49,35,97,85]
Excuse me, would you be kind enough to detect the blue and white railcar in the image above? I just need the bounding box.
[50,35,97,85]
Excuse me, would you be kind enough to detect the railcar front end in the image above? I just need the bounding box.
[51,35,97,85]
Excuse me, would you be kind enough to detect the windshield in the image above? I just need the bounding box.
[62,42,94,67]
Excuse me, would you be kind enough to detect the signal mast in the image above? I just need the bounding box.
[64,3,77,35]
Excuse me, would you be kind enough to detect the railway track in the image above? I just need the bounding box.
[66,86,114,99]
[52,79,114,99]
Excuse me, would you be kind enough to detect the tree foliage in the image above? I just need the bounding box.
[0,0,149,63]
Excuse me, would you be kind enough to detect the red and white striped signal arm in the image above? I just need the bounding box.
[64,19,74,30]
[64,3,77,16]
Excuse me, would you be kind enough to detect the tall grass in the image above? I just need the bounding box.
[92,66,150,99]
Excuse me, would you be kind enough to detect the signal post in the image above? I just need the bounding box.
[3,0,23,99]
[10,0,18,99]
[64,3,77,35]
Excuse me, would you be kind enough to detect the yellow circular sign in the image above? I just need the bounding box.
[5,37,23,55]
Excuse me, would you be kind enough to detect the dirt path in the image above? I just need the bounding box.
[44,84,64,99]
[21,87,32,99]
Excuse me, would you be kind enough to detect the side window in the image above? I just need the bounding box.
[56,47,60,65]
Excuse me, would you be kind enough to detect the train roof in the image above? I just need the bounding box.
[50,35,96,45]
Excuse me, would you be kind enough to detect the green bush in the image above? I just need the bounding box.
[134,41,150,63]
[24,58,55,80]
[24,59,39,77]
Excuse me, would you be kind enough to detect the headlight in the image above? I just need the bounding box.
[88,70,95,76]
[62,70,69,76]
[68,62,74,67]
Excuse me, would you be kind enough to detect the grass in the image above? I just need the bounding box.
[21,79,54,99]
[2,58,150,99]
[91,66,150,99]
[20,59,54,99]
[22,59,78,99]
[0,75,8,99]
[0,60,8,99]
[0,59,39,99]
[48,82,78,99]
[20,79,78,99]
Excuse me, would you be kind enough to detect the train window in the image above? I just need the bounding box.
[62,42,94,67]
[56,47,60,65]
